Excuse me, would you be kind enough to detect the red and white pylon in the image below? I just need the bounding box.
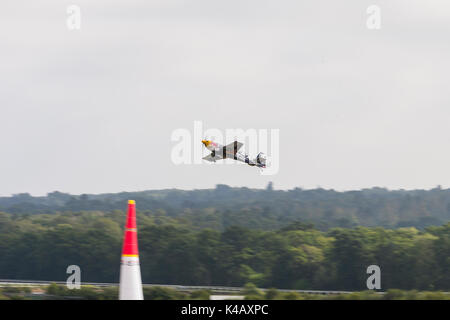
[119,200,144,300]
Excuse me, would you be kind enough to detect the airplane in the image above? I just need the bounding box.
[201,139,267,169]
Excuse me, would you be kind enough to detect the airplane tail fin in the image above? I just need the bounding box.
[255,152,267,167]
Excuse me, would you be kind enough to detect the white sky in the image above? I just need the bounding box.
[1,1,450,196]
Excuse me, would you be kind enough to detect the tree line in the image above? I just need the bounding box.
[0,210,448,291]
[1,185,449,230]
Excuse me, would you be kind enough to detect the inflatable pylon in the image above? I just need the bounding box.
[119,200,144,300]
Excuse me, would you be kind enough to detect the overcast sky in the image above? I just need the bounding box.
[1,1,450,196]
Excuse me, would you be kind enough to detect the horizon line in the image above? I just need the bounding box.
[1,184,448,198]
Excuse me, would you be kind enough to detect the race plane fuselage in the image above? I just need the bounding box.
[201,139,266,168]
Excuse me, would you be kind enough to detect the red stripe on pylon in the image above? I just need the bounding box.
[122,200,139,256]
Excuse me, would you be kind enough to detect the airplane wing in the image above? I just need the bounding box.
[202,153,223,162]
[202,154,215,162]
[223,141,243,155]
